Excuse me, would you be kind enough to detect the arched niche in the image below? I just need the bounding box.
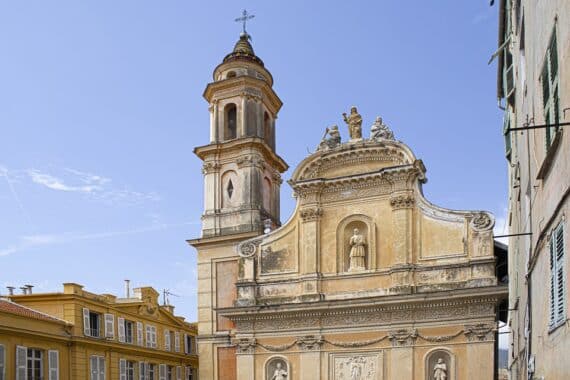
[265,355,290,380]
[224,103,237,140]
[262,176,272,213]
[424,347,455,380]
[336,214,377,273]
[221,170,239,209]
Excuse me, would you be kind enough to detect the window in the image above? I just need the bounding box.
[126,361,135,380]
[264,112,272,146]
[148,364,156,380]
[27,348,43,380]
[136,322,144,346]
[503,111,512,160]
[48,350,59,380]
[90,355,105,380]
[146,325,157,348]
[550,222,566,329]
[184,334,196,354]
[174,331,181,352]
[542,27,560,148]
[0,344,5,380]
[164,329,171,351]
[224,103,237,140]
[83,308,101,337]
[121,320,134,344]
[138,362,146,380]
[167,366,173,380]
[185,367,195,380]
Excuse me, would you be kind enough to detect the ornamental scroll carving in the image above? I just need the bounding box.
[238,239,261,258]
[470,212,494,231]
[202,162,220,174]
[389,194,415,210]
[464,323,495,342]
[299,207,323,222]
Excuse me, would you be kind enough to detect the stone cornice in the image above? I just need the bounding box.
[194,137,288,173]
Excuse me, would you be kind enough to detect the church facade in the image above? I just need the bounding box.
[189,31,508,380]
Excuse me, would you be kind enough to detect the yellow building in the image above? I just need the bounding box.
[1,283,198,380]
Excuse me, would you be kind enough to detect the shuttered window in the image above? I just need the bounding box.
[16,346,27,380]
[185,367,194,380]
[174,332,180,352]
[48,350,59,380]
[542,26,560,148]
[159,364,166,380]
[118,317,126,343]
[138,362,146,380]
[176,366,181,380]
[90,355,105,380]
[119,359,127,380]
[164,330,171,351]
[550,222,566,328]
[26,348,42,380]
[83,308,101,337]
[104,314,115,339]
[0,344,5,380]
[136,322,144,346]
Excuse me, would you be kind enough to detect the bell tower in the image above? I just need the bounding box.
[195,31,288,238]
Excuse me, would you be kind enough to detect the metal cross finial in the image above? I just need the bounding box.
[235,9,255,34]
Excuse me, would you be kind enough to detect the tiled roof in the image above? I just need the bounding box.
[0,298,69,324]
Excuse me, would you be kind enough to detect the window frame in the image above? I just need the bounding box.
[89,311,101,338]
[549,221,566,330]
[542,26,560,149]
[26,348,43,380]
[124,320,134,344]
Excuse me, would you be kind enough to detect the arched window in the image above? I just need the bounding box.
[226,71,236,79]
[224,104,237,140]
[264,112,271,146]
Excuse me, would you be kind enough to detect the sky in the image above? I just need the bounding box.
[0,1,507,325]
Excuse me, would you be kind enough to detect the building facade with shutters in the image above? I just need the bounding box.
[495,0,570,379]
[1,283,198,380]
[189,29,508,380]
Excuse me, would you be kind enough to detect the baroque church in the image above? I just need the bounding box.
[188,29,508,380]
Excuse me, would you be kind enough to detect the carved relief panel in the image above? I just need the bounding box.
[329,351,383,380]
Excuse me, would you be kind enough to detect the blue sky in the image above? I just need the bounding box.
[0,1,505,322]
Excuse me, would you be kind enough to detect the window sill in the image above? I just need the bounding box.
[537,129,563,180]
[548,318,567,335]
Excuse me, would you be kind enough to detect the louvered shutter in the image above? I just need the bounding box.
[174,332,180,352]
[90,356,98,380]
[164,329,170,351]
[119,359,127,380]
[176,366,182,380]
[0,345,5,380]
[98,357,106,380]
[146,326,151,348]
[16,345,27,380]
[48,350,59,380]
[138,362,145,380]
[145,363,151,380]
[83,308,91,336]
[183,334,188,354]
[555,224,566,324]
[118,317,126,343]
[137,322,144,346]
[550,238,557,325]
[159,364,166,380]
[104,314,115,339]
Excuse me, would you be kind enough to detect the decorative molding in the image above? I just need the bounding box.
[464,323,495,342]
[470,212,494,232]
[299,207,323,222]
[237,155,265,169]
[233,337,256,354]
[202,162,221,174]
[296,335,324,351]
[238,239,261,258]
[390,194,415,210]
[388,328,418,347]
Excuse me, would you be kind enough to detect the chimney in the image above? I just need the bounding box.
[125,279,131,298]
[6,286,15,296]
[20,287,28,295]
[25,285,34,294]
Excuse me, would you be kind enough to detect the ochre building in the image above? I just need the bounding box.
[189,31,508,380]
[0,283,198,380]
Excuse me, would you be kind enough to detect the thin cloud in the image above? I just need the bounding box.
[0,165,32,226]
[0,221,199,257]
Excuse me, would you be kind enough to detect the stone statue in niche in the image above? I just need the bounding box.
[318,125,341,151]
[433,358,447,380]
[343,106,363,141]
[266,358,288,380]
[370,116,394,141]
[348,228,366,271]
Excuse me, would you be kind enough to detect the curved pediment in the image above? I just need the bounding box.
[290,140,418,182]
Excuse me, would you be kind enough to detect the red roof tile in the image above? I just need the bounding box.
[0,299,68,324]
